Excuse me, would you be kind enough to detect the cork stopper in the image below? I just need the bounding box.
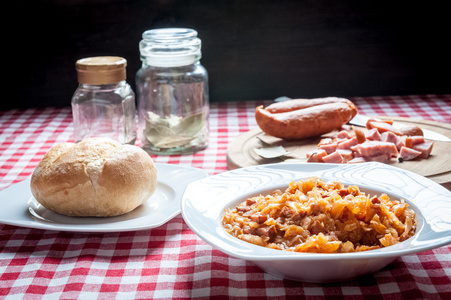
[76,56,127,84]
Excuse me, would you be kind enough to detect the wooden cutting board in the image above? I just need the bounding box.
[227,116,451,189]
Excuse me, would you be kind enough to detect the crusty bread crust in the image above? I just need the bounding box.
[30,138,157,217]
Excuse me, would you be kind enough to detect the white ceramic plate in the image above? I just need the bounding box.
[181,162,451,283]
[0,163,208,232]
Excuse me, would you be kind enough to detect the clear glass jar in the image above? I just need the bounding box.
[71,56,137,145]
[136,28,209,155]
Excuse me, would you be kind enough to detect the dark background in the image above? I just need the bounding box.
[5,0,450,110]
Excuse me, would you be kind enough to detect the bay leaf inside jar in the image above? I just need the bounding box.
[144,111,205,149]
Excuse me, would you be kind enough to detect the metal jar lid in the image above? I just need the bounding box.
[76,56,127,84]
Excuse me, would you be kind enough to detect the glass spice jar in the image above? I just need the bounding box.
[136,28,209,155]
[71,56,137,144]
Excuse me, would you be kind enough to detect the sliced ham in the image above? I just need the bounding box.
[306,149,328,162]
[317,138,334,146]
[365,118,393,129]
[412,141,434,159]
[322,151,344,163]
[348,157,367,164]
[365,128,382,141]
[336,130,352,139]
[395,136,405,151]
[381,131,398,144]
[365,154,391,164]
[353,151,363,158]
[368,121,403,136]
[318,142,338,154]
[337,149,354,162]
[403,136,424,149]
[411,136,425,145]
[337,136,358,150]
[404,136,413,148]
[354,127,366,144]
[399,146,422,161]
[351,141,398,158]
[305,119,433,165]
[348,154,390,164]
[400,124,423,136]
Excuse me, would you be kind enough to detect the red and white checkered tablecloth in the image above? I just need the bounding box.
[1,95,450,299]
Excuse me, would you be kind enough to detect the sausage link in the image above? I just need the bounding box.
[255,98,358,139]
[265,97,353,114]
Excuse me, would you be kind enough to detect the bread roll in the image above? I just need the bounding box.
[30,137,157,217]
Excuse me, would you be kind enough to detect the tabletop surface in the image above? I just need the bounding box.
[1,94,450,299]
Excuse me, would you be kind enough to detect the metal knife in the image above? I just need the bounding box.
[274,96,451,142]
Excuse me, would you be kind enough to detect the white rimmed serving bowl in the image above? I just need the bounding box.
[181,162,451,283]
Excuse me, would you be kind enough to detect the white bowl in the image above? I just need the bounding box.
[181,162,451,283]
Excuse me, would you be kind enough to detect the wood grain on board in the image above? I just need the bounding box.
[227,116,451,189]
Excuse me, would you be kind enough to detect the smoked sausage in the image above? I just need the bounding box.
[255,97,358,139]
[264,97,353,113]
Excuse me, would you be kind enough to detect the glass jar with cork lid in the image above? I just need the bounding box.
[71,56,137,144]
[136,28,209,155]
